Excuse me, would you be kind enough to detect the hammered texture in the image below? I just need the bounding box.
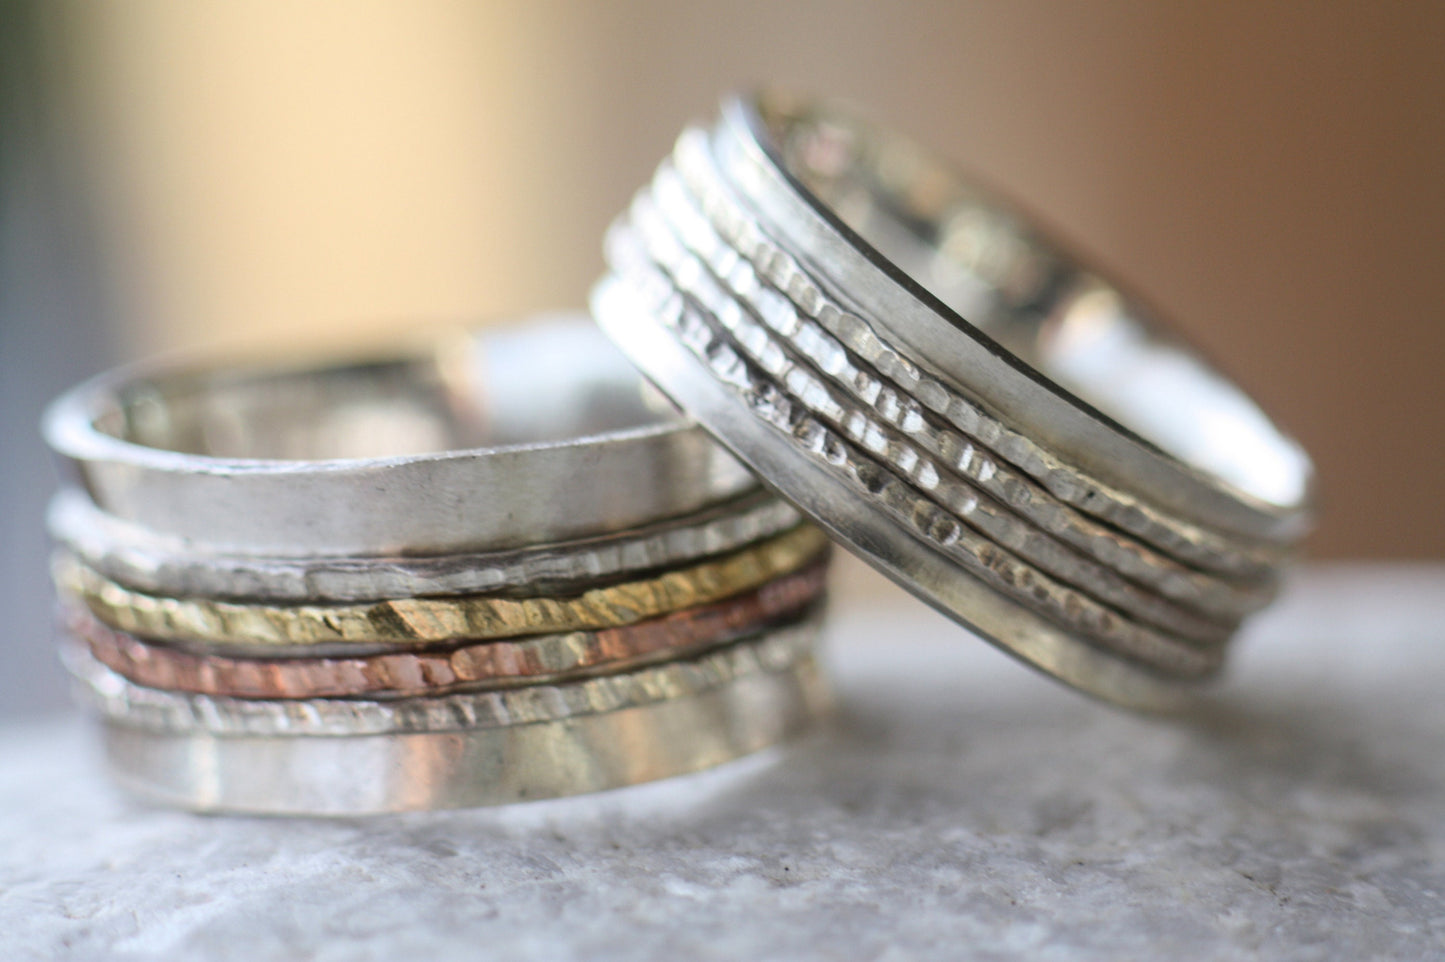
[625,187,1247,643]
[56,526,830,647]
[64,619,823,736]
[654,152,1278,616]
[71,562,826,698]
[669,128,1286,577]
[49,487,803,603]
[598,261,1221,680]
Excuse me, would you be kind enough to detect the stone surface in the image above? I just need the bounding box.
[3,564,1444,961]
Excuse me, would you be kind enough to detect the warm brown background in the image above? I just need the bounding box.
[43,1,1445,558]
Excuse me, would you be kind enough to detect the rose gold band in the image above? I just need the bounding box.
[72,561,828,699]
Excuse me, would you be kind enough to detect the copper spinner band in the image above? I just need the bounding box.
[70,561,828,699]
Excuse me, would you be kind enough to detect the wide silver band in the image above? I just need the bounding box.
[49,486,802,603]
[96,639,828,815]
[591,93,1315,706]
[43,316,756,555]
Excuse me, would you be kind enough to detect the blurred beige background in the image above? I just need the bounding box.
[41,0,1445,559]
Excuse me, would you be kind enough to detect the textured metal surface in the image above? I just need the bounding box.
[56,526,830,648]
[97,653,826,815]
[40,311,832,815]
[657,142,1286,603]
[66,617,824,737]
[100,655,826,816]
[596,277,1199,708]
[709,95,1313,541]
[595,272,1220,685]
[589,95,1316,704]
[70,562,826,698]
[622,189,1262,638]
[49,486,803,603]
[42,317,756,555]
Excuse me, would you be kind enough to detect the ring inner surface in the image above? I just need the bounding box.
[759,100,1310,510]
[94,323,672,461]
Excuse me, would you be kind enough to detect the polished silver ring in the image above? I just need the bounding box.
[44,315,756,555]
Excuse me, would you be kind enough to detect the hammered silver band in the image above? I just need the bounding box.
[592,93,1314,706]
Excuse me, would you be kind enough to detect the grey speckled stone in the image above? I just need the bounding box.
[3,564,1444,961]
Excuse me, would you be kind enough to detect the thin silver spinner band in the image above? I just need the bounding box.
[43,315,756,555]
[64,615,824,736]
[98,651,829,815]
[49,486,803,603]
[705,93,1313,546]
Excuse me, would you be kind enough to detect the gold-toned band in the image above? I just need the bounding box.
[71,562,827,698]
[57,525,830,647]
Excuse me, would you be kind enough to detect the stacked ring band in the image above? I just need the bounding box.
[44,316,833,814]
[40,89,1320,817]
[592,92,1314,708]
